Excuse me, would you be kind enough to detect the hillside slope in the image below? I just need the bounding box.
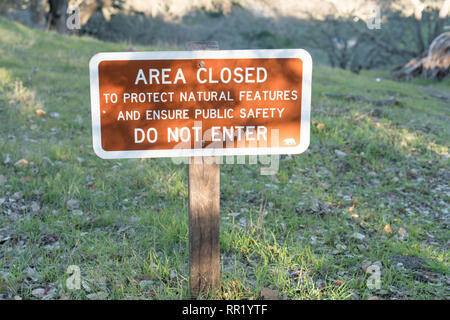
[0,17,448,300]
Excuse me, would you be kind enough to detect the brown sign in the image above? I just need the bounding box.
[89,50,312,158]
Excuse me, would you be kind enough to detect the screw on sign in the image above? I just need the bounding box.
[89,43,312,297]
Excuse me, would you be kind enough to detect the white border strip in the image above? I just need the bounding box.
[89,49,312,159]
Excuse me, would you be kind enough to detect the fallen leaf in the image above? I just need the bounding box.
[333,279,344,286]
[14,159,29,168]
[35,109,46,116]
[316,123,325,130]
[367,296,379,300]
[383,224,392,235]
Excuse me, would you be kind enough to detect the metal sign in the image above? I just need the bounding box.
[89,49,312,159]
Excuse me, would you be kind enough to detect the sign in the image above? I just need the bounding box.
[89,49,312,159]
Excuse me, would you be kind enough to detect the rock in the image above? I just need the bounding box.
[372,261,382,268]
[140,280,154,288]
[334,149,347,158]
[353,232,366,241]
[3,154,11,164]
[82,281,91,292]
[260,288,279,300]
[350,291,360,300]
[396,262,405,270]
[391,255,430,272]
[42,288,57,300]
[31,288,46,298]
[86,291,108,300]
[361,260,372,273]
[25,267,39,281]
[408,169,419,178]
[30,202,40,213]
[71,209,83,216]
[12,192,23,200]
[49,112,61,119]
[66,199,80,210]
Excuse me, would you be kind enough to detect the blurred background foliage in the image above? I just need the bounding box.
[1,0,449,72]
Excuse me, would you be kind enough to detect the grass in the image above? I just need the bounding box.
[0,17,449,300]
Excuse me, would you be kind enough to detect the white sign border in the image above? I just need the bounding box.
[89,49,312,159]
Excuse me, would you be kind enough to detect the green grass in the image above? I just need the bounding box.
[0,17,449,300]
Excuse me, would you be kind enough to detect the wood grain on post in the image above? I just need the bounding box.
[187,41,221,298]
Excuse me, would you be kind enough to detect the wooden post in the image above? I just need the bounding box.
[186,41,221,298]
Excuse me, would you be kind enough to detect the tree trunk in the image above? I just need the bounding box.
[414,17,425,54]
[47,0,68,33]
[390,32,450,81]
